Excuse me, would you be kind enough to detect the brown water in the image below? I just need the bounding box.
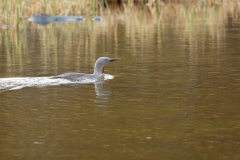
[0,3,240,160]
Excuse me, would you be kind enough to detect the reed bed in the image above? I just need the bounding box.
[0,0,103,27]
[0,0,239,26]
[0,0,240,74]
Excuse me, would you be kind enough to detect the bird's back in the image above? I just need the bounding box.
[50,72,95,82]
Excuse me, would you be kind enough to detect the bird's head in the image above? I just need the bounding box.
[93,57,120,75]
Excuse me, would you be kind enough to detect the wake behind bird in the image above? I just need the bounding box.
[0,74,114,91]
[0,57,119,91]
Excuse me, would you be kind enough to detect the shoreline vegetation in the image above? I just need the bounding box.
[0,0,240,72]
[0,0,239,26]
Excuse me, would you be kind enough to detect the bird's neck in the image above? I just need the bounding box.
[93,66,104,75]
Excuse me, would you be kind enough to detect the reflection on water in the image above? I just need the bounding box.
[1,2,240,72]
[94,82,112,108]
[0,2,240,160]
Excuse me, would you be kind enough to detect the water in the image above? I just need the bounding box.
[0,3,240,160]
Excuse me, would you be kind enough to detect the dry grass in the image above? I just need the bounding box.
[0,0,102,26]
[0,0,239,26]
[0,0,240,71]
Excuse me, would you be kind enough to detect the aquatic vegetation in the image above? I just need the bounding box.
[0,0,239,26]
[0,0,239,72]
[0,0,103,26]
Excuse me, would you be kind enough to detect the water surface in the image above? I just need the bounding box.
[0,3,240,160]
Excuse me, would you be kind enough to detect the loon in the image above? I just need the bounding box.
[51,57,120,82]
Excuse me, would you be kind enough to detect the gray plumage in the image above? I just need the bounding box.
[50,57,120,82]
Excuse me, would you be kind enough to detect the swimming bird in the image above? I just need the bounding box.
[51,57,120,82]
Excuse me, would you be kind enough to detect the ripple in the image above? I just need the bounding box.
[0,74,114,91]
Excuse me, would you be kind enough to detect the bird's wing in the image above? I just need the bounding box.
[50,72,87,81]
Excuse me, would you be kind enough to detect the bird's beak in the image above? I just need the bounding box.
[110,58,120,62]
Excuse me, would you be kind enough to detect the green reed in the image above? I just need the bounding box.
[0,0,238,72]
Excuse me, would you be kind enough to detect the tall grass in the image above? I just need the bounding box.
[0,0,238,26]
[0,0,240,72]
[0,0,97,26]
